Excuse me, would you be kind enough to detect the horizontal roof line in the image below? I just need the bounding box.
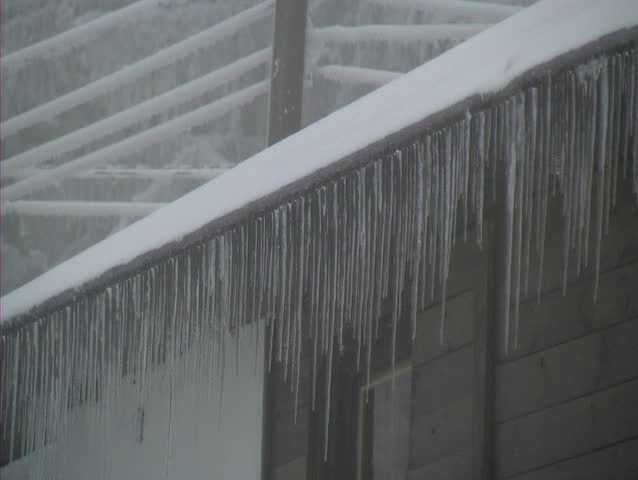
[2,0,636,327]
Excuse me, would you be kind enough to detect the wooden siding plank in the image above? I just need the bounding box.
[500,262,638,362]
[472,227,498,480]
[267,0,307,145]
[508,437,638,480]
[407,448,471,480]
[518,187,638,305]
[409,397,473,470]
[496,318,638,422]
[445,240,484,298]
[496,379,638,478]
[412,344,474,417]
[412,291,475,366]
[273,405,310,468]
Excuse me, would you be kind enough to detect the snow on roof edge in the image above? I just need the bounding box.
[2,0,637,325]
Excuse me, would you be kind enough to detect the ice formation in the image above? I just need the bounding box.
[1,41,636,472]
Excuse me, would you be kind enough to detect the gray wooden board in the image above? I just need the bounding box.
[407,448,471,480]
[507,437,638,480]
[471,228,497,480]
[496,379,638,478]
[412,291,475,366]
[496,317,638,422]
[273,456,307,480]
[517,185,638,305]
[412,344,474,418]
[499,261,638,361]
[267,0,307,145]
[444,239,484,298]
[409,397,473,470]
[272,404,310,467]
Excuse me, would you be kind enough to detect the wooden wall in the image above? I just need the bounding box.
[408,184,638,479]
[492,186,638,480]
[264,181,637,480]
[407,223,491,479]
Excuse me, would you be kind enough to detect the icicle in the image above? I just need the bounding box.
[503,100,517,355]
[512,94,525,349]
[2,44,636,477]
[593,62,610,301]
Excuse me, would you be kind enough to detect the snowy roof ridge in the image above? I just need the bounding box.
[2,0,637,327]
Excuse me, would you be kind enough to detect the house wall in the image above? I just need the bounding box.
[408,240,482,478]
[408,183,638,479]
[267,345,313,480]
[265,181,637,480]
[492,186,638,479]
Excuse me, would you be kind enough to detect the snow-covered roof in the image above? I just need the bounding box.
[2,0,637,324]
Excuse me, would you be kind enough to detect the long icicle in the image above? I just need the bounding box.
[1,45,636,477]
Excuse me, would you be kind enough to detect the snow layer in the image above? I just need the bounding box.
[316,64,401,87]
[2,0,637,322]
[311,23,490,44]
[369,0,523,23]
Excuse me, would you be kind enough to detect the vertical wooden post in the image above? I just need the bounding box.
[472,119,507,479]
[267,0,308,146]
[261,364,275,480]
[262,5,309,477]
[262,3,308,476]
[472,219,498,479]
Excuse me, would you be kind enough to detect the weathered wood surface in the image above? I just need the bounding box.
[407,448,471,480]
[500,261,638,362]
[515,186,638,306]
[412,345,474,416]
[272,404,311,467]
[496,317,638,422]
[444,239,484,298]
[496,379,638,478]
[265,336,314,479]
[412,290,475,366]
[267,0,308,145]
[509,437,638,480]
[264,184,637,480]
[410,397,473,470]
[471,218,498,480]
[272,362,313,418]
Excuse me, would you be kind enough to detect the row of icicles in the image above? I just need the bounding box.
[1,45,636,475]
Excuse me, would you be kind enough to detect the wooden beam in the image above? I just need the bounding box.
[267,0,308,145]
[471,219,497,479]
[263,2,309,477]
[472,117,508,478]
